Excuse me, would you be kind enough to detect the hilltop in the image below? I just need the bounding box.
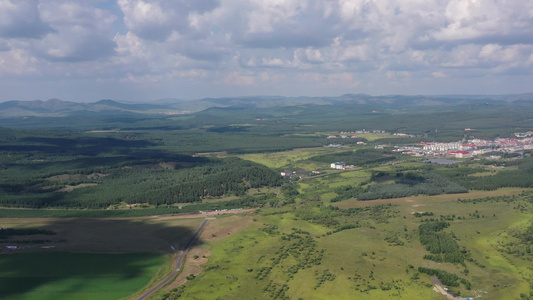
[1,93,533,117]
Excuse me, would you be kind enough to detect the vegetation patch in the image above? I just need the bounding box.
[307,148,397,167]
[418,221,464,264]
[418,267,471,290]
[358,172,467,200]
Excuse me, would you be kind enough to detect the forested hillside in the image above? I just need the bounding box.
[0,129,283,208]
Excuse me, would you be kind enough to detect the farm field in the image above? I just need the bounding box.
[0,216,208,299]
[0,252,165,300]
[236,147,337,169]
[0,216,205,253]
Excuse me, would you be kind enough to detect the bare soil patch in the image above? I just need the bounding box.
[201,214,254,242]
[165,248,210,290]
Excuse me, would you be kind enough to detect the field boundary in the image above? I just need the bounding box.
[136,218,210,300]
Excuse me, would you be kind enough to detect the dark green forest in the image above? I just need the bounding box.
[2,98,533,211]
[0,129,283,208]
[358,173,468,200]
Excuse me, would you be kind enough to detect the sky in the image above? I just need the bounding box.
[1,0,533,102]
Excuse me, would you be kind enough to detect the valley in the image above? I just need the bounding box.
[1,96,533,299]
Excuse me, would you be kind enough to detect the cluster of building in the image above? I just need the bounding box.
[327,135,359,139]
[347,129,387,134]
[514,131,533,138]
[327,129,387,139]
[330,162,356,170]
[280,169,322,178]
[393,132,420,137]
[395,136,533,158]
[325,141,367,148]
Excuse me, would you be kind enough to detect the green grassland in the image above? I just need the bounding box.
[0,252,166,300]
[159,190,533,300]
[236,147,332,169]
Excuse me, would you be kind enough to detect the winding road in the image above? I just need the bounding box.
[137,218,210,300]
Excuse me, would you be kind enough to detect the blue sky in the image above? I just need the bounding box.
[1,0,533,102]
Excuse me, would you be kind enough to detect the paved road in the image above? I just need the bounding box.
[137,218,210,300]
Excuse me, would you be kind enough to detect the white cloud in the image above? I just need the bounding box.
[0,0,55,38]
[23,1,118,62]
[431,71,446,78]
[2,0,533,101]
[433,0,533,42]
[0,48,37,76]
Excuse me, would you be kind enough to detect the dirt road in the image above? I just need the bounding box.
[137,218,210,300]
[431,277,469,300]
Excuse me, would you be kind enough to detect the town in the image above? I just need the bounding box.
[328,129,533,159]
[398,134,533,159]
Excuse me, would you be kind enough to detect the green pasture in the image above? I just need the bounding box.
[353,133,395,141]
[163,214,330,299]
[0,252,166,300]
[159,211,440,299]
[237,147,341,169]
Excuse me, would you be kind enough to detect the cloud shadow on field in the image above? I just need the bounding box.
[0,216,206,299]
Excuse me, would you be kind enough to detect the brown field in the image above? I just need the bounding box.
[200,214,255,242]
[332,188,533,209]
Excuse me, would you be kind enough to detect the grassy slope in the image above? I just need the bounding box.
[164,187,533,299]
[172,213,441,299]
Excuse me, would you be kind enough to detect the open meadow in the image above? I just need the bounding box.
[158,188,533,300]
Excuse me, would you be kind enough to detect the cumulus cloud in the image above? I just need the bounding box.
[0,48,37,75]
[0,0,55,39]
[1,0,533,101]
[35,1,117,62]
[118,0,219,41]
[433,0,533,44]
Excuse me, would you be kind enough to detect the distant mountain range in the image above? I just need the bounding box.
[1,93,532,117]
